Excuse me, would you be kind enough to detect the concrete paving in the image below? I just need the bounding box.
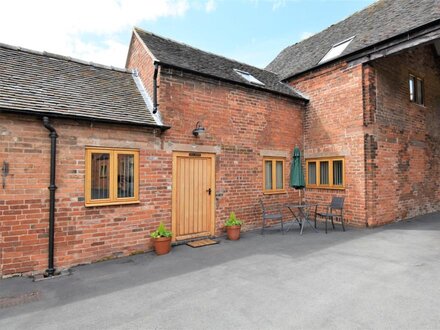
[0,212,439,330]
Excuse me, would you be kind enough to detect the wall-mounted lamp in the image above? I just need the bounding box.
[192,121,206,137]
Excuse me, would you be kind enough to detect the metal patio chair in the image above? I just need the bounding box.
[259,199,284,235]
[315,197,345,234]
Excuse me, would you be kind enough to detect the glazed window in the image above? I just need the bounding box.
[318,36,354,64]
[85,147,139,206]
[263,157,285,194]
[409,74,424,105]
[234,69,265,86]
[306,157,345,189]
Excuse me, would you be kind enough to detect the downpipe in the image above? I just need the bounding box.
[42,116,58,277]
[153,62,159,114]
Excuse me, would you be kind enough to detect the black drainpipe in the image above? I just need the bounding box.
[43,116,58,277]
[153,62,159,114]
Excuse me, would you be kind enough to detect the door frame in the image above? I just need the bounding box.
[172,151,216,242]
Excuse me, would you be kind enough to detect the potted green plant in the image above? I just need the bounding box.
[224,212,243,240]
[150,222,173,255]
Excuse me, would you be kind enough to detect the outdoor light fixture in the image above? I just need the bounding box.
[192,121,205,137]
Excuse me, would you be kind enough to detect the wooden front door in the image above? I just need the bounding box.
[172,152,215,241]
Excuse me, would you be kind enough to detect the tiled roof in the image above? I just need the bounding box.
[266,0,440,79]
[134,28,307,101]
[0,43,166,128]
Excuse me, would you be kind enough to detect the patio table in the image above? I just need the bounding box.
[285,203,318,235]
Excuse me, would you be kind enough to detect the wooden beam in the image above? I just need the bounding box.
[370,31,440,61]
[347,26,440,66]
[435,40,440,56]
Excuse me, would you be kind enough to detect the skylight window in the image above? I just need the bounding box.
[234,69,265,86]
[318,36,355,64]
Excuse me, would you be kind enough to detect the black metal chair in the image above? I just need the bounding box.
[259,199,284,235]
[315,197,345,234]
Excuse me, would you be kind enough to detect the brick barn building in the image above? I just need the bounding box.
[266,0,440,227]
[1,0,439,277]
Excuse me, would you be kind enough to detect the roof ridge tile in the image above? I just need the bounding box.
[134,27,277,76]
[133,27,307,100]
[0,42,131,74]
[0,43,165,128]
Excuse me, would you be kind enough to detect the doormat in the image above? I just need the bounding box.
[187,239,219,248]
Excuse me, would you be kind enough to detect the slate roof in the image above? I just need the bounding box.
[134,28,307,101]
[0,43,165,128]
[266,0,440,80]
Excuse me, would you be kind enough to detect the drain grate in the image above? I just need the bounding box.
[0,291,41,309]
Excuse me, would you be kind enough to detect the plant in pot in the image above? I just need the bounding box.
[224,212,243,240]
[150,222,173,255]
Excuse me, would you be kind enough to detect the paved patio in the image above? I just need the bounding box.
[1,212,439,329]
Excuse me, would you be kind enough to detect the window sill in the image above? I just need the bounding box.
[85,200,140,207]
[263,190,287,195]
[306,186,345,190]
[410,102,426,108]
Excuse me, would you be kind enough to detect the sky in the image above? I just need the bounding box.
[0,0,376,69]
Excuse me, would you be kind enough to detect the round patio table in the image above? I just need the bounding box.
[285,203,319,235]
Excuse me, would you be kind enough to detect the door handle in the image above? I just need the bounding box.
[206,188,212,195]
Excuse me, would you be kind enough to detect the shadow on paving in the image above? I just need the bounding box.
[0,211,438,318]
[384,212,440,231]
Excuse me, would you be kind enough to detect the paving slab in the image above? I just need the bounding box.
[0,212,439,329]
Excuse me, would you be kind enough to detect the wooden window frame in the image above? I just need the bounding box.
[85,147,139,207]
[409,74,424,106]
[263,157,286,194]
[306,157,345,190]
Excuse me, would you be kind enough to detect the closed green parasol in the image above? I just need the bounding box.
[290,146,305,189]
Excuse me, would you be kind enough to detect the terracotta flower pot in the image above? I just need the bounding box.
[153,237,172,255]
[226,225,241,240]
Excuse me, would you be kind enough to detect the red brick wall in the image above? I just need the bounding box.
[126,33,157,98]
[0,114,169,276]
[363,64,378,226]
[156,67,304,232]
[1,36,304,276]
[288,62,367,226]
[366,44,440,225]
[127,36,305,235]
[289,44,440,227]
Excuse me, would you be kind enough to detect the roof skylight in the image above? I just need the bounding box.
[234,69,265,86]
[318,36,355,64]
